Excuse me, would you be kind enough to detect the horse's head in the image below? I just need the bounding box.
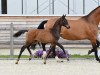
[60,14,70,29]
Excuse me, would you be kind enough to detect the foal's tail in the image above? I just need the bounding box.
[13,30,28,37]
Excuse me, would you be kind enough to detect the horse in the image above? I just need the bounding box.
[33,6,100,62]
[13,15,70,64]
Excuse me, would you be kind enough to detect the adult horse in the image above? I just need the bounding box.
[13,15,70,64]
[34,6,100,62]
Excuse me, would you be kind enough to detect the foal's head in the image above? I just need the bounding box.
[59,15,70,29]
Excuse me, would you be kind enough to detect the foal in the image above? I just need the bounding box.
[13,15,70,64]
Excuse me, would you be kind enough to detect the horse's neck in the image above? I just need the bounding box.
[52,20,61,34]
[87,8,100,25]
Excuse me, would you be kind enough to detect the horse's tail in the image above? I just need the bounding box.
[13,30,28,37]
[37,20,48,29]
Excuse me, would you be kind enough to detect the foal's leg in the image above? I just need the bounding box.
[41,43,47,64]
[56,42,69,61]
[27,46,33,60]
[47,45,64,62]
[15,45,26,64]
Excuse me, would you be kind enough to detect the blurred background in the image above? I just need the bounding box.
[0,0,100,15]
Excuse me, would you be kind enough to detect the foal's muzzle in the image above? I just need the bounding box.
[65,25,70,29]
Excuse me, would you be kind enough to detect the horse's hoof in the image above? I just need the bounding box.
[67,58,69,61]
[44,62,46,64]
[88,50,91,55]
[61,60,64,62]
[97,60,100,63]
[15,62,18,64]
[57,60,63,62]
[29,58,31,61]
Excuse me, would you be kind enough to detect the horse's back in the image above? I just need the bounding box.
[45,17,58,29]
[27,29,55,43]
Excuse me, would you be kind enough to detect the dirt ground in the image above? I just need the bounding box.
[0,59,100,75]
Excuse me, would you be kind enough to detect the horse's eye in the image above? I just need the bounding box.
[63,20,65,23]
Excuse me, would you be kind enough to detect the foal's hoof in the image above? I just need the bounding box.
[67,58,69,61]
[44,62,46,64]
[15,62,18,64]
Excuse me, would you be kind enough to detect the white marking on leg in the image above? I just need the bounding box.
[66,50,70,61]
[55,56,63,62]
[42,51,47,64]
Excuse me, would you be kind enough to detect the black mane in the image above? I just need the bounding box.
[37,20,48,29]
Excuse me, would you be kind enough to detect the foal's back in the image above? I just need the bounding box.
[26,29,55,43]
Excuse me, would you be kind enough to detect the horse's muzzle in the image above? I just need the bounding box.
[66,25,70,29]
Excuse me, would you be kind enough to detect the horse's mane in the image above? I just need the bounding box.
[82,6,100,21]
[37,20,48,29]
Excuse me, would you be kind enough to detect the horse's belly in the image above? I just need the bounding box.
[36,34,55,43]
[60,32,87,40]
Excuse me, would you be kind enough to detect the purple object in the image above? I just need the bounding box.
[33,49,70,58]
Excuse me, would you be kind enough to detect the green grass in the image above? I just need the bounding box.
[0,54,95,59]
[0,55,30,58]
[70,54,95,59]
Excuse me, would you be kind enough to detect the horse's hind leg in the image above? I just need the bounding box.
[56,42,69,61]
[90,40,100,62]
[93,45,100,62]
[15,45,26,64]
[88,39,100,55]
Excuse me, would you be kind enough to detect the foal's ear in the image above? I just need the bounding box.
[62,14,66,19]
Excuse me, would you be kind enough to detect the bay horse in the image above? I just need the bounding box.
[13,15,70,64]
[34,6,100,62]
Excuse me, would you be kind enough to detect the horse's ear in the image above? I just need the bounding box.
[62,14,65,19]
[64,14,66,17]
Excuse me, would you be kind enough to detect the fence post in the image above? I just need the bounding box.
[10,23,14,59]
